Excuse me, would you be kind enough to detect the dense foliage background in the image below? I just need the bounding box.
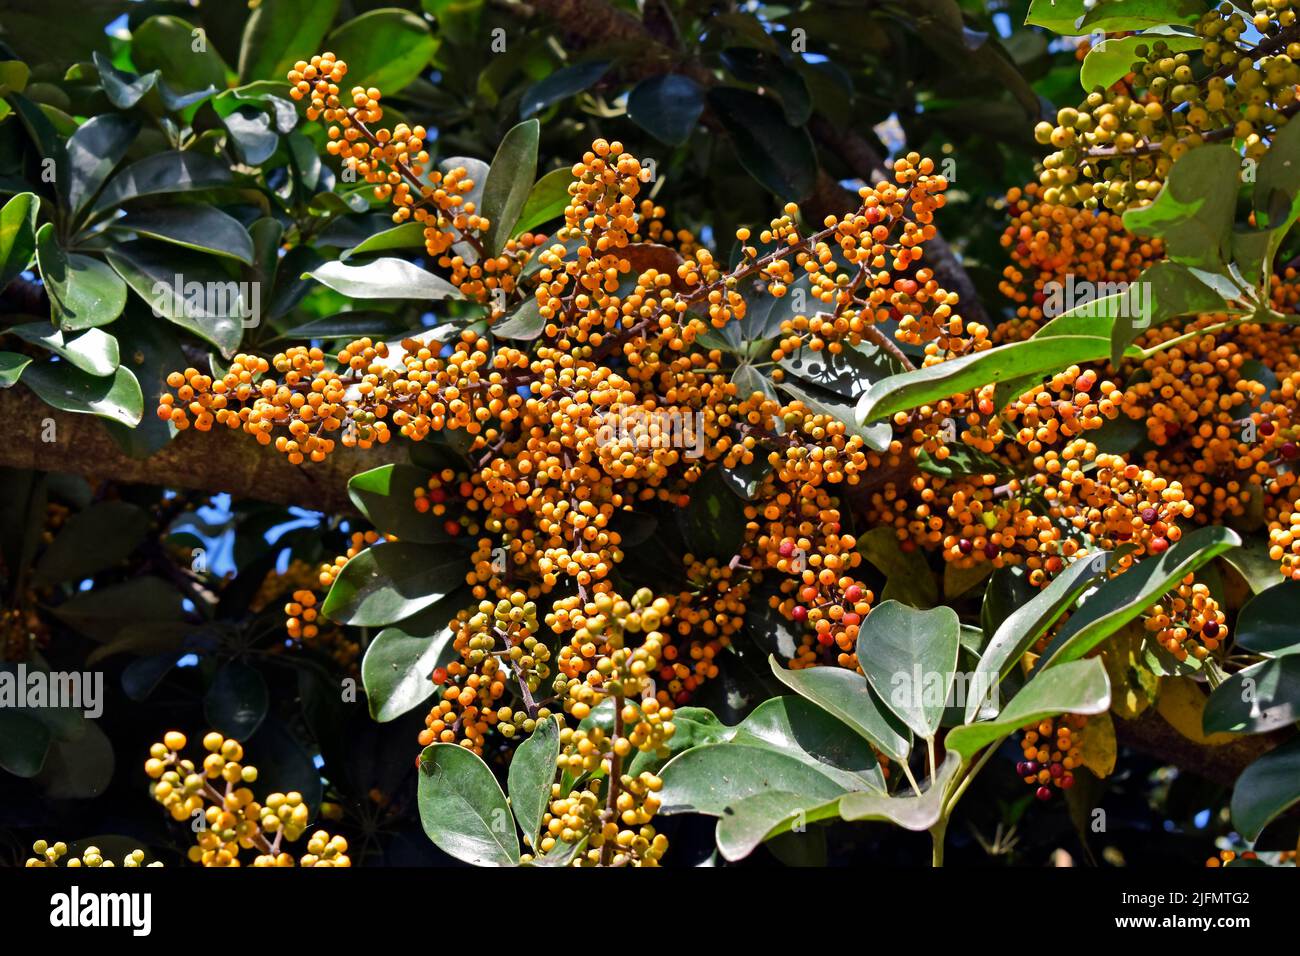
[1,0,1297,868]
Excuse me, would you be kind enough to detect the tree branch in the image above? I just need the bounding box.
[0,387,400,513]
[1114,708,1292,788]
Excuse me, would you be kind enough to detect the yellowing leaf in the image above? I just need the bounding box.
[1097,622,1158,719]
[1156,676,1242,746]
[1079,711,1116,778]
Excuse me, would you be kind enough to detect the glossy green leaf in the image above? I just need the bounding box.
[1080,30,1200,92]
[715,791,842,862]
[1038,526,1240,669]
[9,323,118,377]
[659,742,852,817]
[0,353,32,387]
[341,221,425,260]
[707,86,817,200]
[105,242,246,355]
[322,542,467,627]
[1024,0,1088,34]
[305,257,462,300]
[778,378,892,452]
[131,15,229,94]
[768,655,911,762]
[113,206,254,264]
[418,743,519,866]
[512,168,573,238]
[89,151,232,218]
[1204,657,1300,735]
[1123,144,1240,272]
[945,659,1111,760]
[838,751,963,828]
[238,0,341,83]
[1235,581,1300,656]
[965,551,1114,723]
[508,715,560,850]
[857,335,1111,424]
[858,526,938,609]
[1110,261,1229,364]
[92,51,158,108]
[1081,0,1221,32]
[626,74,705,146]
[21,361,142,426]
[520,60,610,118]
[326,9,435,93]
[347,464,449,543]
[481,119,538,255]
[0,191,40,288]
[492,298,544,340]
[731,695,887,792]
[854,600,961,739]
[361,596,460,721]
[63,113,137,220]
[35,225,127,330]
[1231,737,1300,841]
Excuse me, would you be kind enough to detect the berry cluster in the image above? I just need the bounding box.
[26,841,158,867]
[1017,714,1086,799]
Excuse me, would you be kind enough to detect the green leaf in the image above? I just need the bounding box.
[418,743,519,866]
[778,378,892,452]
[965,551,1114,723]
[1235,581,1300,656]
[341,221,426,260]
[35,224,127,330]
[348,464,449,543]
[322,542,467,627]
[0,710,53,777]
[1203,657,1300,735]
[21,361,142,426]
[1123,144,1240,273]
[92,51,158,108]
[105,242,246,355]
[112,206,254,264]
[481,119,538,255]
[1111,261,1230,364]
[628,706,732,777]
[1081,0,1218,33]
[945,659,1111,760]
[34,501,146,584]
[733,695,887,792]
[626,74,705,146]
[508,715,560,850]
[305,257,462,300]
[1230,737,1300,841]
[9,323,119,377]
[1037,526,1241,669]
[326,9,435,93]
[1079,30,1201,92]
[0,353,32,387]
[0,191,40,288]
[1221,535,1284,595]
[512,168,573,238]
[768,655,911,762]
[679,464,746,559]
[238,0,342,83]
[857,526,937,609]
[659,742,852,817]
[856,335,1111,424]
[492,298,544,340]
[131,15,229,94]
[64,113,138,221]
[34,721,114,799]
[222,106,279,166]
[89,151,232,218]
[853,600,960,739]
[715,791,842,862]
[707,86,817,200]
[204,660,270,740]
[837,751,963,828]
[361,596,460,721]
[520,60,610,119]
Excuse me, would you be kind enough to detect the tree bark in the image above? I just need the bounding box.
[1114,708,1291,788]
[0,387,400,513]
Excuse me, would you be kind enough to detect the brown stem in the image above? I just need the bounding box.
[599,692,625,866]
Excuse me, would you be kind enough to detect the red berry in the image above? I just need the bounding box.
[791,605,808,623]
[958,538,973,554]
[778,540,796,558]
[983,543,999,560]
[1148,537,1169,554]
[817,632,834,647]
[1282,442,1297,460]
[1140,507,1158,524]
[1259,420,1276,437]
[844,584,863,603]
[1060,774,1075,790]
[1202,621,1220,639]
[1036,786,1052,801]
[431,667,448,684]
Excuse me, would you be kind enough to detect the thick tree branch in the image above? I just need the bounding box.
[0,387,400,513]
